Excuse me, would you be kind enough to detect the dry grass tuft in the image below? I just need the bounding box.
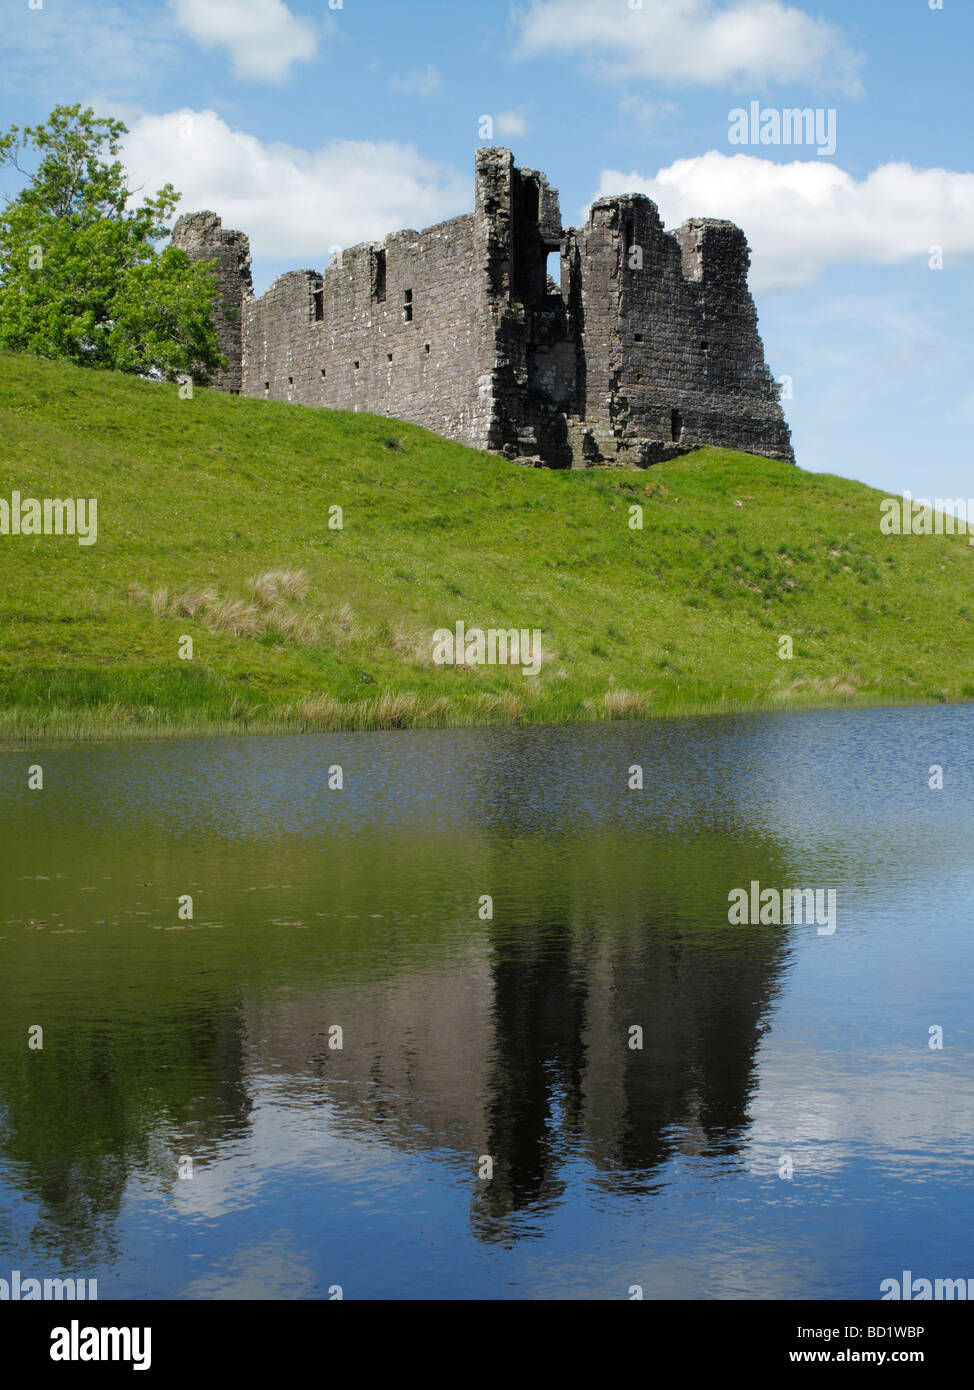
[777,674,864,701]
[475,691,525,721]
[292,691,456,731]
[129,571,317,645]
[587,688,650,719]
[206,597,263,637]
[250,568,309,605]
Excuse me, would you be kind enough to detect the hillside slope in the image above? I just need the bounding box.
[0,351,971,740]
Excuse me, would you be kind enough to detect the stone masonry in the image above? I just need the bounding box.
[171,149,793,468]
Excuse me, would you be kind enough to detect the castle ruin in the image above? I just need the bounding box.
[172,148,793,468]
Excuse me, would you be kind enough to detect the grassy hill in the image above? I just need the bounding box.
[0,350,971,741]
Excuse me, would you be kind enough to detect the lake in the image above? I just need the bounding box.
[1,706,972,1300]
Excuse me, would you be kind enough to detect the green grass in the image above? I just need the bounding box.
[0,349,971,742]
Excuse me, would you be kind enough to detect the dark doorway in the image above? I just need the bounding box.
[670,409,684,443]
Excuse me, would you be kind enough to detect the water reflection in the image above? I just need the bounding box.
[0,707,971,1295]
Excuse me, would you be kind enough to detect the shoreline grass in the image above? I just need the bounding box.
[1,687,966,750]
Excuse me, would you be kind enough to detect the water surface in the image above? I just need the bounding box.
[1,707,972,1298]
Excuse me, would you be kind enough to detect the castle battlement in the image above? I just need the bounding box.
[172,148,793,468]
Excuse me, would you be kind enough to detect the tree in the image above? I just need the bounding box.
[0,105,225,382]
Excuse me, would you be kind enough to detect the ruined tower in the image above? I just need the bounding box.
[171,211,253,394]
[172,150,793,466]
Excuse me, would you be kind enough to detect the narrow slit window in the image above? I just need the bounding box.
[313,290,324,321]
[670,409,684,443]
[372,249,387,303]
[403,288,413,323]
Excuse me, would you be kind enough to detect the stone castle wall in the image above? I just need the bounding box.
[238,211,496,450]
[171,210,252,394]
[172,149,793,468]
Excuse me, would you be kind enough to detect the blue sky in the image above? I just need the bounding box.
[2,0,972,497]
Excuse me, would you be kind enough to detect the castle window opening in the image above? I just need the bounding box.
[701,341,709,351]
[523,179,540,222]
[288,376,293,385]
[546,250,560,288]
[424,343,430,354]
[354,360,360,369]
[320,368,326,378]
[671,409,684,443]
[623,219,634,261]
[387,352,393,362]
[634,333,643,342]
[403,288,413,322]
[313,290,324,321]
[264,381,269,393]
[373,249,387,303]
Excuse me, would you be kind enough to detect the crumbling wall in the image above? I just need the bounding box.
[478,151,575,465]
[574,196,792,464]
[175,149,793,467]
[241,211,492,450]
[171,211,252,393]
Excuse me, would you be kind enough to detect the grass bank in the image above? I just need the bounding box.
[1,350,971,743]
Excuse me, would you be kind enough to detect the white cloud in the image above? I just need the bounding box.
[592,152,974,290]
[1,3,179,100]
[516,0,864,96]
[390,65,443,96]
[169,0,317,83]
[495,111,528,138]
[122,109,470,269]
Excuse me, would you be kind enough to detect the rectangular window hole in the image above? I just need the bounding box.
[372,249,387,303]
[313,290,323,321]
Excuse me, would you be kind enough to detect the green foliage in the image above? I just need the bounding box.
[0,105,224,381]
